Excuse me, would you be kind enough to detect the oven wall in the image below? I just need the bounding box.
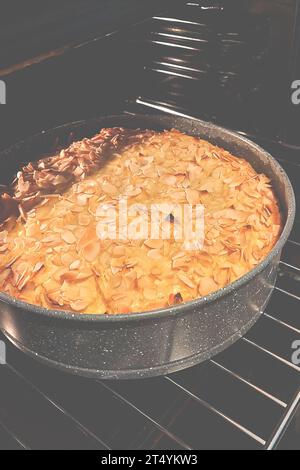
[0,0,299,150]
[0,35,143,150]
[0,0,172,150]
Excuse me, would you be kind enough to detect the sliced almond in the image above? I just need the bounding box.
[125,186,142,197]
[61,231,76,244]
[144,239,163,249]
[70,300,90,312]
[83,242,100,262]
[111,245,126,257]
[33,262,44,273]
[61,253,75,267]
[0,269,11,286]
[77,194,89,206]
[147,249,162,260]
[78,214,91,226]
[198,277,218,296]
[43,279,61,294]
[69,260,81,270]
[151,267,161,276]
[101,182,118,196]
[160,175,177,186]
[185,188,200,205]
[177,271,196,289]
[172,257,188,269]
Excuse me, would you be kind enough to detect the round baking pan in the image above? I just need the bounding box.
[0,115,295,379]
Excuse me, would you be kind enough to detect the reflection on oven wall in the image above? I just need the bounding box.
[0,0,165,150]
[129,0,300,144]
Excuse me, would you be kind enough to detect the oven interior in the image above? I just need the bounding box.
[0,0,299,450]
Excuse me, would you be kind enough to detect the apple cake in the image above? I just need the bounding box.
[0,128,282,314]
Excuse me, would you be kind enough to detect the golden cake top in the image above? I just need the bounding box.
[0,128,281,314]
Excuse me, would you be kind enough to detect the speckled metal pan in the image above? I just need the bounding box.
[0,115,296,379]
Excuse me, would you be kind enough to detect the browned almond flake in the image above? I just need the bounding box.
[168,292,183,305]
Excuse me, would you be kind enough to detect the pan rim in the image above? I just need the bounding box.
[0,114,296,323]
